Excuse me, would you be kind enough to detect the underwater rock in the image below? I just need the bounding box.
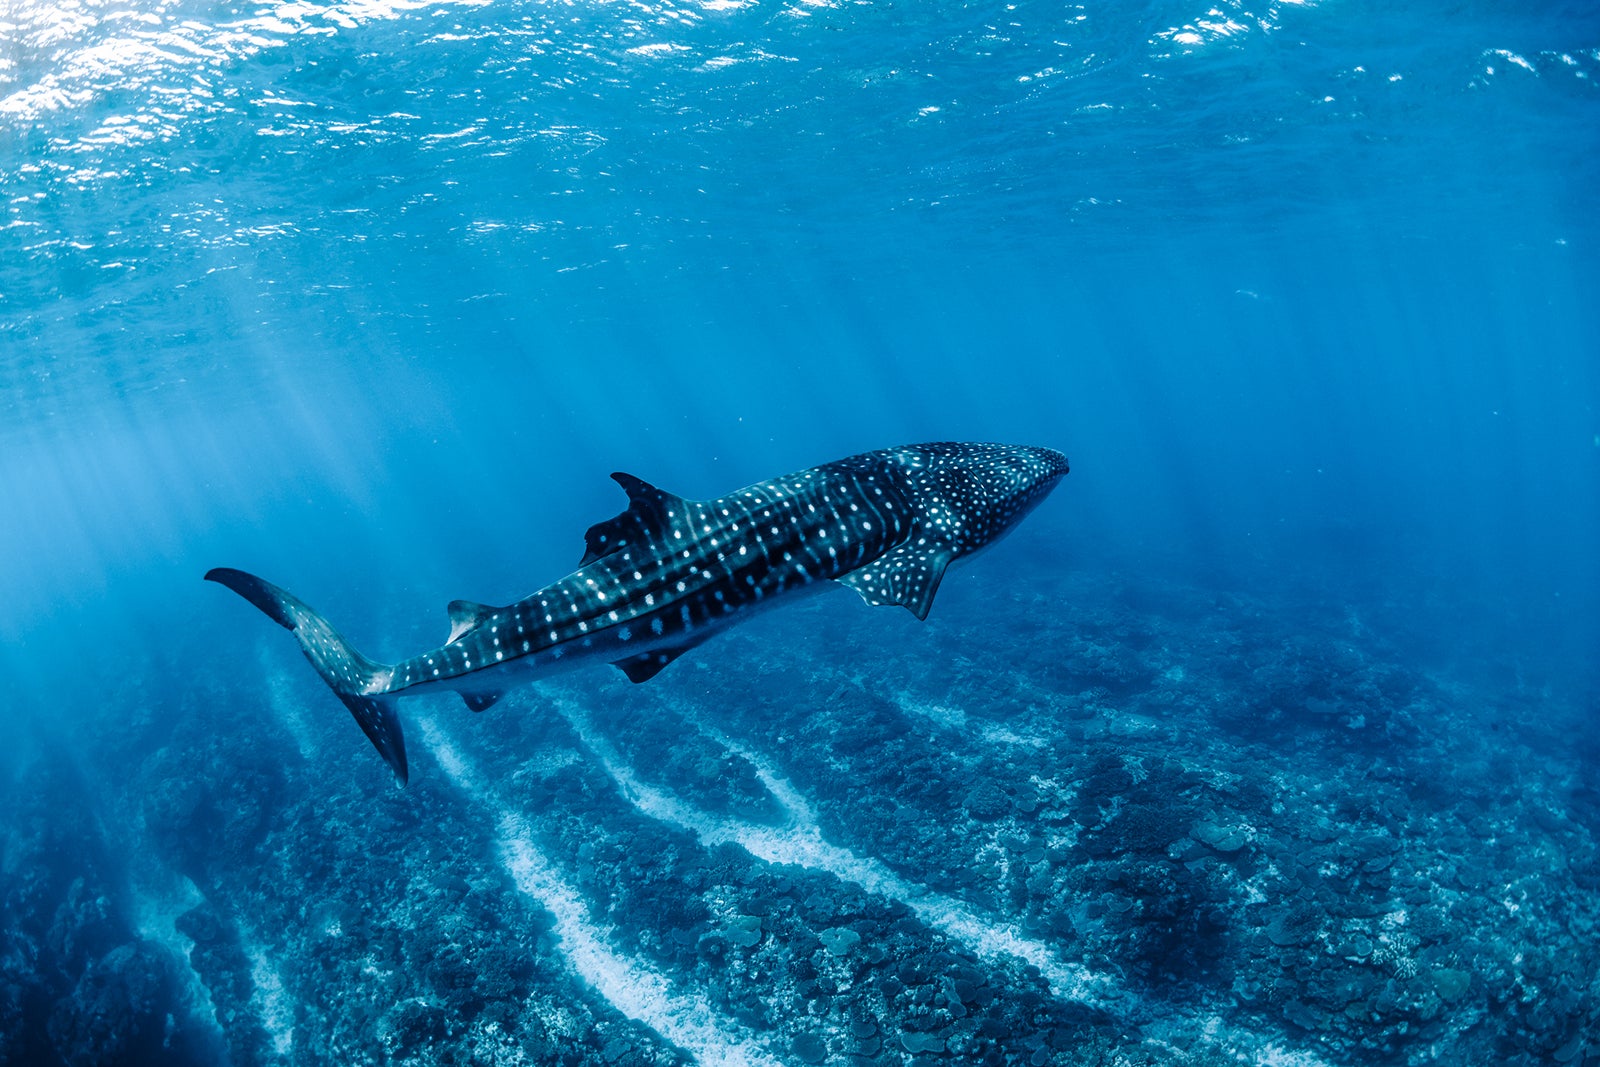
[1428,967,1471,1003]
[963,780,1014,821]
[47,942,174,1067]
[819,927,862,957]
[723,914,763,948]
[1192,820,1249,853]
[1281,999,1326,1031]
[383,998,448,1056]
[1338,934,1376,959]
[1084,802,1191,857]
[791,1032,828,1063]
[174,903,220,945]
[900,1030,946,1054]
[1549,1038,1582,1063]
[1266,904,1323,947]
[47,878,119,970]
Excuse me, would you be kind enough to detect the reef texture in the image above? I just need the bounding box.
[2,566,1596,1066]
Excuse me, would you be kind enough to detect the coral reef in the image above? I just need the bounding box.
[2,567,1595,1065]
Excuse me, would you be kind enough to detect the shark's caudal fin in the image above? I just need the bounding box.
[205,567,409,786]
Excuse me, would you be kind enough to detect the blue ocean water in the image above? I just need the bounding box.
[3,1,1598,1065]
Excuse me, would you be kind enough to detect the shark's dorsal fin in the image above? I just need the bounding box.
[580,471,686,567]
[446,599,497,643]
[835,542,956,621]
[461,691,506,713]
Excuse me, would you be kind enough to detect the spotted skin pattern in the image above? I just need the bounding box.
[207,442,1068,784]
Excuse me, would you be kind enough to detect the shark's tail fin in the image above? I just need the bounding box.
[205,567,408,786]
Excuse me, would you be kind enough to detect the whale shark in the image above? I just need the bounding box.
[208,441,1068,784]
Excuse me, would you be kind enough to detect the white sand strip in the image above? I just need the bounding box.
[418,717,786,1067]
[561,702,1113,1006]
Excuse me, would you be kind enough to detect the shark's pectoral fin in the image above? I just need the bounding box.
[580,471,689,566]
[836,542,956,622]
[461,690,506,713]
[611,637,707,684]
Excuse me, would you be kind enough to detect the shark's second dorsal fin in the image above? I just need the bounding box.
[835,542,956,621]
[580,471,685,566]
[447,599,497,643]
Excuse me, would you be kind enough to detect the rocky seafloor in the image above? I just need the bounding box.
[3,562,1597,1066]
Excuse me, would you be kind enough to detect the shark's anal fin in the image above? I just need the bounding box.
[580,471,687,567]
[446,599,497,643]
[835,542,956,621]
[461,691,506,713]
[611,641,704,683]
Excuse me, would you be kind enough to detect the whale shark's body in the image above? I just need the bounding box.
[209,442,1068,784]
